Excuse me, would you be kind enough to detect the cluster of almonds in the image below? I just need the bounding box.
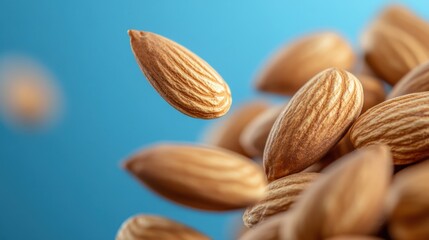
[117,5,429,240]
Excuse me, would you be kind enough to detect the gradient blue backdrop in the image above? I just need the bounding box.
[0,0,427,239]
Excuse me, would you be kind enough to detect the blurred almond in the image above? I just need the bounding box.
[326,237,382,240]
[388,61,429,99]
[123,143,266,211]
[204,101,270,157]
[243,172,319,228]
[239,213,289,240]
[240,105,283,158]
[362,22,429,85]
[387,160,429,240]
[116,215,209,240]
[350,92,429,165]
[128,30,231,119]
[256,32,355,95]
[281,145,393,239]
[264,68,363,181]
[379,5,429,54]
[357,74,386,113]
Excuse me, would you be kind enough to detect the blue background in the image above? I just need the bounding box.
[0,0,426,239]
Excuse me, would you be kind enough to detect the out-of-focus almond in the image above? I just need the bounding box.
[239,213,289,240]
[256,32,355,95]
[204,101,270,157]
[243,172,319,228]
[326,236,382,240]
[387,160,429,240]
[264,68,363,181]
[281,145,392,239]
[128,30,231,119]
[388,61,429,99]
[123,143,267,211]
[379,5,429,54]
[240,105,283,158]
[357,74,386,113]
[350,92,429,165]
[362,22,429,85]
[116,215,209,240]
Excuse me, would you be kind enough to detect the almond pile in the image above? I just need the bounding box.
[118,4,429,240]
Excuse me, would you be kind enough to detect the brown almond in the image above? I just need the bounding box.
[240,105,283,158]
[256,32,355,95]
[239,213,290,240]
[116,215,209,240]
[204,100,270,157]
[326,237,383,240]
[379,5,429,54]
[128,30,231,119]
[357,74,386,113]
[264,68,363,181]
[243,172,319,228]
[281,145,392,239]
[350,92,429,165]
[362,22,429,85]
[123,143,266,211]
[387,160,429,240]
[388,60,429,99]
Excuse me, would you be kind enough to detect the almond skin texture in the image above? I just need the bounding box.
[281,145,393,240]
[256,32,355,95]
[379,5,429,54]
[387,160,429,240]
[123,144,267,211]
[388,61,429,99]
[263,68,363,182]
[326,237,382,240]
[204,101,270,157]
[357,74,386,113]
[128,30,231,119]
[239,213,289,240]
[240,105,283,158]
[243,172,319,228]
[350,92,429,165]
[362,22,429,85]
[116,215,209,240]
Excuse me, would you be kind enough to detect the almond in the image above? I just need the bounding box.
[388,61,429,99]
[240,105,283,158]
[243,172,319,228]
[387,160,429,240]
[281,145,392,239]
[128,30,231,119]
[362,22,429,85]
[239,213,289,240]
[264,68,363,181]
[116,215,209,240]
[256,32,355,95]
[204,100,270,157]
[357,74,386,113]
[326,237,383,240]
[123,143,266,211]
[350,92,429,165]
[378,5,429,54]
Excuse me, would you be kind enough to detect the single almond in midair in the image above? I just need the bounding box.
[263,68,363,182]
[128,30,232,119]
[387,160,429,240]
[240,105,284,158]
[350,92,429,165]
[388,60,429,99]
[116,215,210,240]
[204,100,270,157]
[281,145,393,240]
[123,143,267,211]
[256,32,355,95]
[243,172,319,228]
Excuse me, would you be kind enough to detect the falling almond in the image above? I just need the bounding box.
[128,30,232,119]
